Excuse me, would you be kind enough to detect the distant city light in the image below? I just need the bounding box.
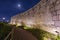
[6,20,9,22]
[2,17,5,20]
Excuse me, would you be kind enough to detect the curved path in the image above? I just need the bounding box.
[13,28,38,40]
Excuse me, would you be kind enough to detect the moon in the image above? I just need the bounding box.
[18,4,21,7]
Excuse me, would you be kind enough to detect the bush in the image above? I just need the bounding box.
[0,22,12,40]
[25,28,44,40]
[25,28,56,40]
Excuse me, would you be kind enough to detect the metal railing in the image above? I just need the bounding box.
[4,27,15,40]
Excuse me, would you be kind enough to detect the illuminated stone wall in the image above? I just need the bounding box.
[10,0,60,34]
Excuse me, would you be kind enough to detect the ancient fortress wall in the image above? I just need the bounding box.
[10,0,60,34]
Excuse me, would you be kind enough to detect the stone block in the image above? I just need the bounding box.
[55,4,60,10]
[54,21,60,26]
[56,0,60,5]
[57,10,60,14]
[52,16,58,21]
[58,15,60,20]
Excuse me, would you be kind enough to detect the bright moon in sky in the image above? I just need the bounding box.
[18,4,21,7]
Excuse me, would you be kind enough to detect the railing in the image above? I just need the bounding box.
[4,27,15,40]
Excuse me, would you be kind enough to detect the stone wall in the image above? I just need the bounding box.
[10,0,60,34]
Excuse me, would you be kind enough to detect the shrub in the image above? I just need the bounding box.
[0,22,12,40]
[25,28,56,40]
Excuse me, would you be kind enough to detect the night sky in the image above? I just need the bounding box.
[0,0,40,22]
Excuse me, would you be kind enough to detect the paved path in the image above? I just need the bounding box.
[13,28,38,40]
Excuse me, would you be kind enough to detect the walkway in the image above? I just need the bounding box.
[13,28,38,40]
